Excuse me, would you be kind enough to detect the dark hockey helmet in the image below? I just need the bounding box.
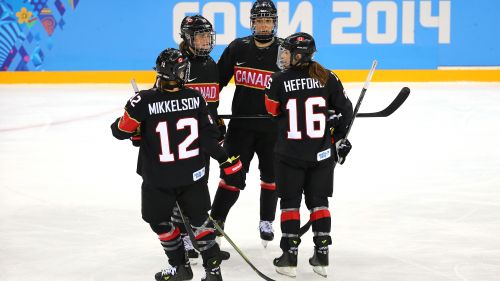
[154,48,190,87]
[180,15,215,56]
[277,32,316,69]
[250,0,278,42]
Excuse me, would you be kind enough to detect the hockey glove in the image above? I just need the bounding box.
[327,109,342,128]
[220,156,245,188]
[216,118,226,144]
[130,127,141,147]
[336,139,352,165]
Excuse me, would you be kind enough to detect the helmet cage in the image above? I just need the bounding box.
[250,17,278,42]
[180,15,216,56]
[182,28,215,56]
[250,1,278,42]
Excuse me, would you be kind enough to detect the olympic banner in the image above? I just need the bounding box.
[1,0,499,71]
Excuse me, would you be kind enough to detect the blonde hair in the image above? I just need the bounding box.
[308,61,330,86]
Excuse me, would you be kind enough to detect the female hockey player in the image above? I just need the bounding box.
[131,15,226,264]
[210,0,282,247]
[111,48,244,281]
[264,32,354,278]
[171,14,226,264]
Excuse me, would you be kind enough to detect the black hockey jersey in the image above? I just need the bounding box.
[111,87,227,188]
[218,36,282,132]
[265,68,353,162]
[185,55,220,120]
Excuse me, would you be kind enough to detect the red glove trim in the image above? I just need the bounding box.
[223,160,242,175]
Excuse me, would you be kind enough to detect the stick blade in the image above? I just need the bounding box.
[357,87,410,118]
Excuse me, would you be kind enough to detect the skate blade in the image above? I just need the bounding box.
[261,240,268,248]
[312,266,327,277]
[275,266,297,277]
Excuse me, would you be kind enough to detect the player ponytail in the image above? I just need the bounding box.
[309,61,330,86]
[179,40,188,53]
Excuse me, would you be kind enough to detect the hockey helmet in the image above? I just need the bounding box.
[154,48,190,87]
[180,15,215,56]
[277,32,316,70]
[250,0,278,42]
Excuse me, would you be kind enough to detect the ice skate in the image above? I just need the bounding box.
[183,235,199,265]
[309,236,331,277]
[309,246,329,277]
[259,220,274,248]
[273,249,298,277]
[201,256,223,281]
[155,261,193,281]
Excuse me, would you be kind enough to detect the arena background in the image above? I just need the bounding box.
[1,0,499,83]
[1,2,500,281]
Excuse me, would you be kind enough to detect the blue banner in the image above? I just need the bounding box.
[1,0,499,71]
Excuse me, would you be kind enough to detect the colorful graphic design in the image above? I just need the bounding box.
[0,0,79,71]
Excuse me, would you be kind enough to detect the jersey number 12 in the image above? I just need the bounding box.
[155,118,199,162]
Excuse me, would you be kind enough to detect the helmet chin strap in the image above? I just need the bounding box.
[254,36,274,43]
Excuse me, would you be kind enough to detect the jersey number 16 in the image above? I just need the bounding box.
[286,97,326,140]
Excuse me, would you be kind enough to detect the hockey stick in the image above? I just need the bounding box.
[131,79,139,93]
[342,60,377,139]
[209,216,276,281]
[219,84,409,121]
[355,86,410,117]
[218,114,271,119]
[175,202,231,260]
[299,220,312,237]
[176,202,201,252]
[219,87,408,120]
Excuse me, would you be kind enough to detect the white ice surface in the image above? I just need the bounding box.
[1,83,500,281]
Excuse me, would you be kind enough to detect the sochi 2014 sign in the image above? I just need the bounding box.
[172,0,450,46]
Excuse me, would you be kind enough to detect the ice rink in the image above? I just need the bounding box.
[1,82,499,281]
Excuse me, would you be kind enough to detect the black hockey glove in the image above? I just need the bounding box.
[327,109,342,128]
[130,127,141,147]
[219,156,245,188]
[335,139,352,165]
[216,118,226,144]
